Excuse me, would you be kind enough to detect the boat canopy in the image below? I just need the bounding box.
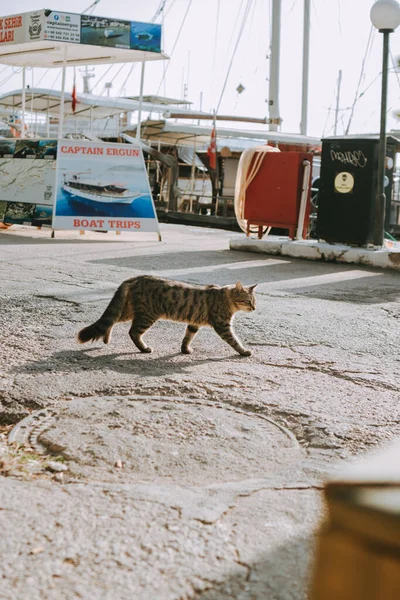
[126,120,321,152]
[0,10,170,139]
[0,10,168,67]
[0,88,213,120]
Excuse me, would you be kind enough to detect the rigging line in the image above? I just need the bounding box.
[246,0,258,42]
[321,107,332,138]
[310,0,321,29]
[211,0,221,102]
[359,71,382,96]
[50,71,61,90]
[322,79,338,138]
[116,62,136,96]
[216,0,253,113]
[288,0,299,15]
[322,104,353,112]
[324,121,337,137]
[337,0,342,37]
[367,26,375,62]
[99,62,128,96]
[0,69,22,86]
[82,0,101,14]
[324,107,351,137]
[390,51,400,92]
[91,64,115,93]
[0,74,12,86]
[321,73,342,138]
[152,0,168,22]
[361,108,378,129]
[240,0,258,83]
[164,0,177,19]
[221,0,246,81]
[355,66,397,101]
[35,69,51,87]
[0,68,21,84]
[345,24,373,135]
[156,0,194,95]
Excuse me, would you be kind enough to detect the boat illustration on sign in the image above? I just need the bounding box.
[104,28,123,39]
[62,173,141,204]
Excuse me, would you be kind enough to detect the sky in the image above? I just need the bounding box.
[1,0,400,138]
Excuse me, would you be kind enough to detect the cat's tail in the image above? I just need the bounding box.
[77,283,129,344]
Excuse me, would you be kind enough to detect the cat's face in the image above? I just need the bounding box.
[231,282,258,312]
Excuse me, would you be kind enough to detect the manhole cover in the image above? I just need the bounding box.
[16,396,302,485]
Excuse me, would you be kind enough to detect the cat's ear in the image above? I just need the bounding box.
[235,281,244,292]
[248,284,258,293]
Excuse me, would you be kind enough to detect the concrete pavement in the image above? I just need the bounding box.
[0,223,399,599]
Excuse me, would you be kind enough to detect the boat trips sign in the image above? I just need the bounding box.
[52,141,160,234]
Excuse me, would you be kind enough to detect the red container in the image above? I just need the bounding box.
[243,151,313,239]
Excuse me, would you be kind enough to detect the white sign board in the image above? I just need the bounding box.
[0,10,162,52]
[52,140,160,233]
[43,11,81,44]
[0,13,26,45]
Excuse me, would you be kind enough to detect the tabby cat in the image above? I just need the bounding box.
[78,275,257,356]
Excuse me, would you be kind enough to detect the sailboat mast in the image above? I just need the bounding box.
[268,0,282,132]
[334,70,342,136]
[300,0,310,135]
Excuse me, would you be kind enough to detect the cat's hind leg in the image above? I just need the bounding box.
[181,325,199,354]
[129,314,157,353]
[212,320,251,356]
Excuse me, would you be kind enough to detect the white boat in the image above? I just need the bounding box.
[63,173,141,204]
[104,28,123,39]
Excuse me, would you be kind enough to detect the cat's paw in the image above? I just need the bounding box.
[181,346,193,354]
[240,349,252,357]
[141,346,153,353]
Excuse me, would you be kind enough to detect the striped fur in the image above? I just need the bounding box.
[78,275,257,356]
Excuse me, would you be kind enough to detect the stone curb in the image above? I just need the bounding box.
[229,235,400,270]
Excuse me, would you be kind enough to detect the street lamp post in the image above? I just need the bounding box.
[370,0,400,246]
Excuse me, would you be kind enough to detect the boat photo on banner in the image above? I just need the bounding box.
[52,141,160,233]
[81,14,130,49]
[130,21,161,52]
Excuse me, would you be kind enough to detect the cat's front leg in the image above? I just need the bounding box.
[212,321,252,356]
[181,324,199,354]
[129,314,156,353]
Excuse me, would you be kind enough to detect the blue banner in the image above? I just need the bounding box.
[130,21,161,53]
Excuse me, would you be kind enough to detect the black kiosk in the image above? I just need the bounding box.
[316,134,400,245]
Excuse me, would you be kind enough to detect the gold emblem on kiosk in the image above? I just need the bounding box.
[334,172,354,194]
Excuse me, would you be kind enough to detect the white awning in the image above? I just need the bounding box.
[126,120,322,152]
[0,40,168,68]
[0,89,214,120]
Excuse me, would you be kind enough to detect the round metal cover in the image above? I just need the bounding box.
[37,396,301,484]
